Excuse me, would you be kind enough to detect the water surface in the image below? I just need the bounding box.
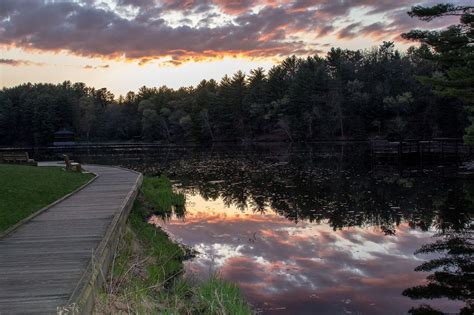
[80,144,472,314]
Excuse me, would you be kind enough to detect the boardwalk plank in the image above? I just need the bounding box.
[0,164,141,314]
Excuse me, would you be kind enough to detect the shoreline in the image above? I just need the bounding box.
[94,177,253,314]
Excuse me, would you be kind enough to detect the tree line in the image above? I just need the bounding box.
[0,42,467,145]
[1,3,471,146]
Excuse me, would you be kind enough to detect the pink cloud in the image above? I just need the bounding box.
[0,0,465,65]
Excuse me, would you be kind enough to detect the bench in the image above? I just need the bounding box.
[63,154,82,172]
[0,152,37,166]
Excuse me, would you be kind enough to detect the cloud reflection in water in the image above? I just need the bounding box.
[149,193,463,314]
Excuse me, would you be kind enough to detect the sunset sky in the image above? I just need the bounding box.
[0,0,466,96]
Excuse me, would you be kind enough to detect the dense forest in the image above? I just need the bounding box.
[0,42,467,145]
[1,4,472,146]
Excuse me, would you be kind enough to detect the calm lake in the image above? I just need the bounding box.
[76,143,471,314]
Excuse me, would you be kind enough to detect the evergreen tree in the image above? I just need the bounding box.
[0,41,469,144]
[402,4,474,142]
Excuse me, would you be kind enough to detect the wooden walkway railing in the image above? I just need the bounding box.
[371,138,474,162]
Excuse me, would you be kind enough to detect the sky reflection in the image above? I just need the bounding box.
[149,193,463,315]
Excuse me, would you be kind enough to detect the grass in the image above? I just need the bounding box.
[0,164,94,232]
[128,200,186,288]
[142,176,186,219]
[194,276,253,315]
[95,176,252,314]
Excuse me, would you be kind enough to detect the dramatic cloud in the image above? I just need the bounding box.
[0,0,467,65]
[0,58,44,66]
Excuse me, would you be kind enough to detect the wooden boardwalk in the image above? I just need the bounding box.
[0,164,142,314]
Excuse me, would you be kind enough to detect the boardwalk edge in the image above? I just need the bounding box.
[65,170,143,314]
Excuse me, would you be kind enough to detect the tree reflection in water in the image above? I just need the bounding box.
[147,152,473,314]
[403,189,473,315]
[141,154,467,235]
[79,144,473,313]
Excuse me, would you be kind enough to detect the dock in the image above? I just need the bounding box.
[0,164,143,314]
[371,138,474,163]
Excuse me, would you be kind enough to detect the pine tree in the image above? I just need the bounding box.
[402,4,474,142]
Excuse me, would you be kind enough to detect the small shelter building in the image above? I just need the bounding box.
[53,129,76,146]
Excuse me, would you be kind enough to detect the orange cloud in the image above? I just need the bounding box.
[0,0,460,66]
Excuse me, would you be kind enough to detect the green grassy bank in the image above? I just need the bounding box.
[0,164,94,232]
[95,176,252,314]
